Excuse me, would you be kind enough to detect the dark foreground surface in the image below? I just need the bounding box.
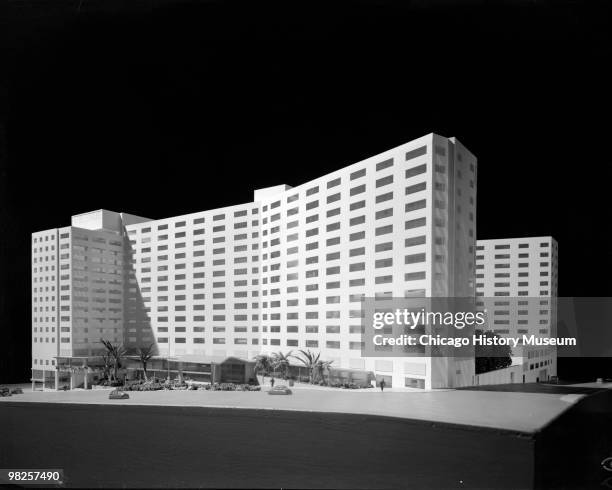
[458,382,609,395]
[1,390,610,489]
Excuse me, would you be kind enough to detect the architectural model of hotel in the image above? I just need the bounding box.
[30,133,557,389]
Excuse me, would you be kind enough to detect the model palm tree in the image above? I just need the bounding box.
[101,352,112,381]
[272,351,294,380]
[296,349,320,383]
[313,359,333,384]
[100,339,127,383]
[253,354,272,381]
[137,344,155,381]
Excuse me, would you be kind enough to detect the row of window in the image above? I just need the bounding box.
[63,234,122,247]
[127,210,259,235]
[33,276,55,283]
[476,299,550,306]
[133,258,425,283]
[33,359,55,365]
[476,271,550,278]
[32,235,55,243]
[130,271,428,294]
[264,186,435,225]
[128,233,431,272]
[476,281,550,287]
[476,252,550,260]
[476,242,552,250]
[151,336,363,349]
[477,262,551,269]
[261,145,473,213]
[477,291,550,297]
[261,149,429,212]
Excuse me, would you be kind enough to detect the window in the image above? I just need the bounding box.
[327,177,341,188]
[405,253,426,264]
[375,275,392,284]
[405,271,426,281]
[376,175,393,188]
[405,146,427,161]
[350,215,365,226]
[376,208,393,220]
[375,242,392,253]
[327,193,341,204]
[405,235,426,247]
[375,225,393,236]
[350,184,366,196]
[405,164,427,179]
[350,168,366,180]
[405,199,426,212]
[349,247,365,257]
[376,159,393,171]
[376,258,393,268]
[405,217,426,230]
[376,192,393,204]
[350,231,365,241]
[405,182,426,195]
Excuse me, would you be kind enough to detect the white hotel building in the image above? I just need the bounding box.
[31,133,478,389]
[475,237,559,381]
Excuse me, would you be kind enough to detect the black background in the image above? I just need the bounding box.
[2,0,611,383]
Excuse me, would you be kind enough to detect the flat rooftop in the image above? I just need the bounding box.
[0,387,585,433]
